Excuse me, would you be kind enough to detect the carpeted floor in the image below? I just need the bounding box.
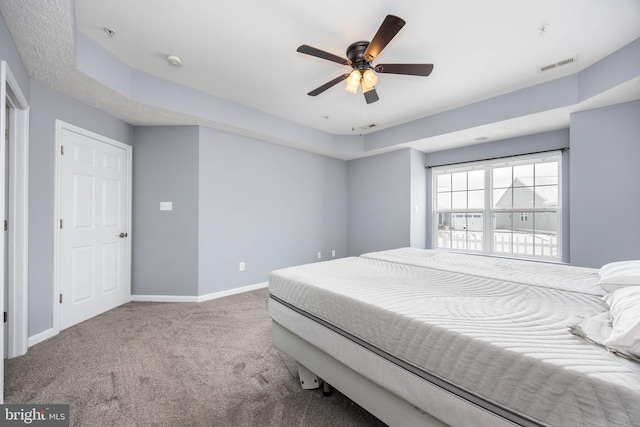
[4,288,387,426]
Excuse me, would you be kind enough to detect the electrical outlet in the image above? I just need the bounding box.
[239,262,245,271]
[160,201,173,211]
[331,250,336,257]
[317,252,322,259]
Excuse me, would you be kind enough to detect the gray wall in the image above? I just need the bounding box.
[410,150,428,248]
[130,125,347,297]
[198,127,347,294]
[423,130,570,261]
[29,79,133,336]
[132,126,200,296]
[569,100,640,267]
[0,11,29,98]
[347,149,412,256]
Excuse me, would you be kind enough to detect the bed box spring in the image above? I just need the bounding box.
[271,299,512,427]
[268,254,640,427]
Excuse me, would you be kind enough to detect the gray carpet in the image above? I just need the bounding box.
[4,288,387,426]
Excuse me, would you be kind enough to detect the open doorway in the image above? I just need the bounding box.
[4,99,8,360]
[1,60,30,403]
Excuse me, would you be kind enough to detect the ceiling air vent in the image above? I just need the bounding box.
[538,55,578,73]
[360,123,377,130]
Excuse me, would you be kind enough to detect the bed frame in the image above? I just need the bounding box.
[271,298,521,427]
[272,322,448,427]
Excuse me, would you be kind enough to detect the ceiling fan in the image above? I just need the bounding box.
[297,14,434,104]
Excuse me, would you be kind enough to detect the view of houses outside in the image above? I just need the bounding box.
[435,157,560,259]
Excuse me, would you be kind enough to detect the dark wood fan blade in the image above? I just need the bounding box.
[363,15,406,62]
[297,45,351,65]
[308,74,349,96]
[363,88,379,104]
[375,63,434,76]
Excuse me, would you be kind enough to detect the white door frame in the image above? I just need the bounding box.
[1,61,30,360]
[53,120,132,335]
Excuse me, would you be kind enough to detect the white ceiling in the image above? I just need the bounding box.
[74,0,640,135]
[1,0,640,158]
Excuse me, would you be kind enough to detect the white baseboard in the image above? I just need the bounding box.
[197,281,268,302]
[131,282,269,303]
[130,295,199,303]
[28,328,56,348]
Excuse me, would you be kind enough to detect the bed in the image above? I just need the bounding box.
[268,248,640,427]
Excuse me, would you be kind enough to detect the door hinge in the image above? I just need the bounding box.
[3,312,6,323]
[60,219,63,229]
[4,219,7,231]
[61,145,64,155]
[59,294,63,304]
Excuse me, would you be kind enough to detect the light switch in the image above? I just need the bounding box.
[160,202,173,211]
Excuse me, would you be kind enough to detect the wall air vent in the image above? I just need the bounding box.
[538,55,578,73]
[360,123,377,130]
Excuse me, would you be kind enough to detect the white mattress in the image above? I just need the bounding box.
[361,248,605,296]
[268,251,640,427]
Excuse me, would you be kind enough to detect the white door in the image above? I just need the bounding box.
[58,125,130,330]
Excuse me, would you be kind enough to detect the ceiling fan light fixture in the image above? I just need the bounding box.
[361,69,378,92]
[345,84,359,94]
[345,69,361,93]
[298,14,432,104]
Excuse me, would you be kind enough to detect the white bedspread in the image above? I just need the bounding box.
[269,251,640,427]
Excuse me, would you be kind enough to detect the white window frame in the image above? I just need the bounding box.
[431,151,563,261]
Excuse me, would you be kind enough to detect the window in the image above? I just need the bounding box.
[433,152,562,260]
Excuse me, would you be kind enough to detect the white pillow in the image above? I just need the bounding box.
[603,286,640,358]
[598,260,640,292]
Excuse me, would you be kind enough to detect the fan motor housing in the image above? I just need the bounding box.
[346,41,371,70]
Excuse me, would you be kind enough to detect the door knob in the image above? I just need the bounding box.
[118,232,128,238]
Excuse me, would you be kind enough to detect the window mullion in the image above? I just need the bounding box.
[484,167,492,254]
